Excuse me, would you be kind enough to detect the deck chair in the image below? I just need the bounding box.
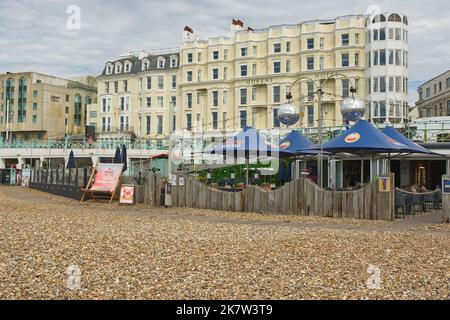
[81,163,124,204]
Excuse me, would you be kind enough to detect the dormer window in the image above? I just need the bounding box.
[142,59,149,70]
[115,63,122,74]
[124,62,131,73]
[106,64,113,74]
[170,57,178,68]
[157,57,166,69]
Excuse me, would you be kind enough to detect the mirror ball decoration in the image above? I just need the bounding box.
[340,98,365,122]
[278,103,300,126]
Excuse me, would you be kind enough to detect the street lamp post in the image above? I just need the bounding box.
[283,73,362,188]
[168,101,176,176]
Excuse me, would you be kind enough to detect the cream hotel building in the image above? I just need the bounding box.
[93,12,409,140]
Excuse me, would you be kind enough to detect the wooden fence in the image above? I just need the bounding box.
[170,174,395,221]
[30,168,162,206]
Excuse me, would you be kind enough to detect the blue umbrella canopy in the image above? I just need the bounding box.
[306,120,415,155]
[382,126,435,154]
[113,147,121,163]
[279,130,328,156]
[66,150,76,169]
[121,145,128,172]
[211,126,285,157]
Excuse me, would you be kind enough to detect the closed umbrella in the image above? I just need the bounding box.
[114,147,121,163]
[121,145,128,172]
[66,150,76,169]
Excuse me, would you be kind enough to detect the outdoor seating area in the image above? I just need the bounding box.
[395,188,442,218]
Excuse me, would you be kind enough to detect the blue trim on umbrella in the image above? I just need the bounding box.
[382,126,436,155]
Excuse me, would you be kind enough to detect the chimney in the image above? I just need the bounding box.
[183,25,194,42]
[231,18,244,34]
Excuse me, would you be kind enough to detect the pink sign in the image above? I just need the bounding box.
[91,164,123,192]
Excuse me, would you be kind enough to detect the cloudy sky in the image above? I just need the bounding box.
[1,0,449,104]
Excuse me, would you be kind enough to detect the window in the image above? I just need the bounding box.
[307,38,314,49]
[319,56,324,70]
[197,70,202,82]
[240,110,247,128]
[120,97,125,110]
[212,68,219,80]
[273,43,281,53]
[307,105,314,127]
[273,86,280,103]
[341,53,349,67]
[395,28,401,41]
[33,103,37,110]
[32,115,37,123]
[158,76,164,89]
[197,52,202,62]
[213,51,219,60]
[187,53,193,63]
[380,76,386,93]
[447,78,450,88]
[374,77,379,92]
[389,28,394,40]
[186,114,192,130]
[171,96,176,106]
[197,92,201,105]
[355,33,360,45]
[145,116,151,135]
[240,88,247,105]
[187,71,193,82]
[241,47,248,57]
[373,29,378,41]
[307,82,314,101]
[33,90,38,98]
[273,108,280,128]
[224,49,228,60]
[373,51,379,66]
[222,112,227,129]
[253,46,257,56]
[286,41,291,52]
[171,75,177,89]
[212,91,219,107]
[170,58,177,68]
[147,77,152,90]
[157,115,163,134]
[319,37,324,49]
[240,65,248,77]
[307,57,314,70]
[395,77,401,93]
[157,96,164,108]
[389,77,394,92]
[380,50,386,65]
[142,61,149,70]
[389,50,394,65]
[447,100,450,116]
[105,82,110,94]
[212,112,218,130]
[273,61,281,73]
[223,91,228,104]
[250,86,256,102]
[124,80,128,92]
[146,97,151,108]
[380,28,386,41]
[187,93,193,108]
[355,53,359,67]
[114,81,118,93]
[124,63,131,72]
[395,50,401,65]
[252,64,257,76]
[286,60,291,72]
[74,95,82,126]
[341,34,349,46]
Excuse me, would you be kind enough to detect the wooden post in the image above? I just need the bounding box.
[441,175,449,223]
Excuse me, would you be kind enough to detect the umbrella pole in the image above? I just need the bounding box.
[246,158,249,186]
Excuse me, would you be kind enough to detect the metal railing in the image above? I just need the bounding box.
[0,137,169,150]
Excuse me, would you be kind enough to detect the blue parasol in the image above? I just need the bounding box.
[66,150,76,169]
[382,126,435,155]
[279,130,329,156]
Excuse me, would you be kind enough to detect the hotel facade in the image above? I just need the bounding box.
[93,12,409,140]
[0,72,97,140]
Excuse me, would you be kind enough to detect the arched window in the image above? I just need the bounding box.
[388,14,402,22]
[403,16,408,25]
[157,56,166,69]
[372,14,386,23]
[142,58,149,70]
[74,94,82,126]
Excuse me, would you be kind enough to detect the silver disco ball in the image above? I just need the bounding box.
[340,98,365,122]
[278,103,300,126]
